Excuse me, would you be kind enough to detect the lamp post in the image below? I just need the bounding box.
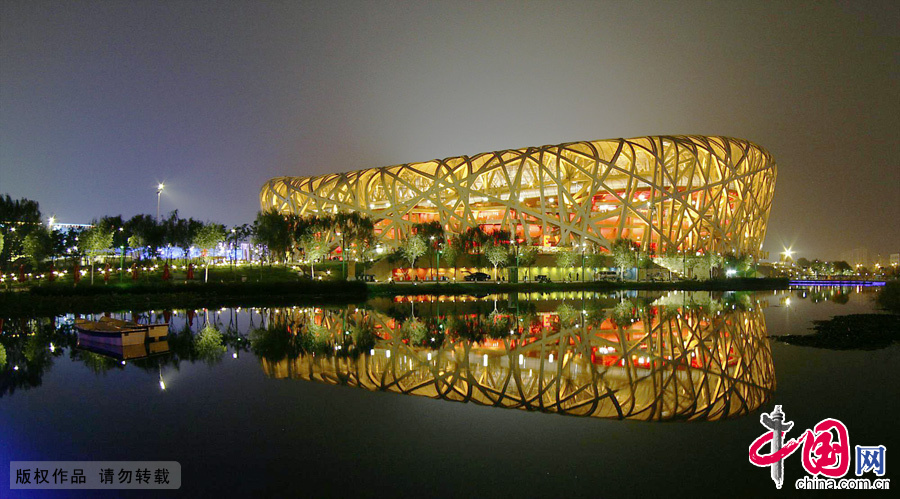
[581,241,587,282]
[337,231,346,280]
[156,183,165,221]
[513,242,519,283]
[428,236,441,282]
[435,238,441,283]
[781,248,793,263]
[47,216,56,266]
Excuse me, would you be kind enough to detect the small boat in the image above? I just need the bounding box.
[74,318,147,346]
[77,336,170,360]
[98,317,169,341]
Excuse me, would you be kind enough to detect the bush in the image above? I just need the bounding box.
[876,281,900,313]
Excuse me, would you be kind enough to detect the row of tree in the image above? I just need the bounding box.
[793,257,855,276]
[3,193,771,283]
[1,195,230,282]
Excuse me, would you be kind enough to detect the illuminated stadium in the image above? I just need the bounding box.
[261,135,776,256]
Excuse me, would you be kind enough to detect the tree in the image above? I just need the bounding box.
[610,238,640,280]
[586,251,612,271]
[412,221,444,242]
[253,209,292,264]
[460,226,490,266]
[515,245,539,281]
[80,225,113,284]
[441,235,463,281]
[225,223,252,276]
[127,234,145,261]
[485,241,509,280]
[402,234,427,273]
[22,228,53,269]
[833,260,853,275]
[694,253,723,279]
[125,214,163,260]
[724,252,753,277]
[160,211,202,263]
[98,215,129,248]
[683,254,702,279]
[293,214,336,278]
[193,223,226,282]
[298,232,330,279]
[413,221,445,279]
[0,194,41,226]
[335,212,376,277]
[64,227,88,266]
[807,259,831,277]
[49,228,68,264]
[556,247,578,280]
[0,194,43,267]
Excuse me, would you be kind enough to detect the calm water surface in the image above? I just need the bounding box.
[1,287,896,498]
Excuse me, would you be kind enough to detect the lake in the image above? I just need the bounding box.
[1,286,896,497]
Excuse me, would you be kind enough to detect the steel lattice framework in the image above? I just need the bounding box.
[260,304,774,422]
[261,135,776,256]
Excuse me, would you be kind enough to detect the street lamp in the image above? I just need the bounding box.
[581,242,587,282]
[156,183,165,220]
[512,242,519,283]
[782,247,793,262]
[430,236,436,281]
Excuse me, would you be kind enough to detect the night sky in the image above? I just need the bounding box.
[1,1,897,261]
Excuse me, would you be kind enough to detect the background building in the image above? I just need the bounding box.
[841,247,870,269]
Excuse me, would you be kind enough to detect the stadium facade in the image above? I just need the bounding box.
[261,135,776,257]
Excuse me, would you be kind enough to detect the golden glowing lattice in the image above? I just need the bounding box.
[260,303,774,422]
[262,136,776,256]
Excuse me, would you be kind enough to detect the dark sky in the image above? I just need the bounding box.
[2,1,898,262]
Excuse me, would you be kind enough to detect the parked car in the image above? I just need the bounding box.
[464,272,490,282]
[535,275,552,283]
[594,271,618,281]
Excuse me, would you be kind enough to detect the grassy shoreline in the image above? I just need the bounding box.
[0,277,793,317]
[0,280,368,317]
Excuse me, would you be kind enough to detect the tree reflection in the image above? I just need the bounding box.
[72,349,123,374]
[195,325,227,365]
[0,318,73,397]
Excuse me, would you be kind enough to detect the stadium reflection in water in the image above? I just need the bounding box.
[257,291,775,421]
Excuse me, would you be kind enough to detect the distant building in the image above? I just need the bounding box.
[841,247,869,268]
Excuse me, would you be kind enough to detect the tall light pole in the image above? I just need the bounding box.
[581,241,587,282]
[513,242,519,283]
[429,235,436,281]
[781,247,793,262]
[156,183,165,221]
[434,237,441,283]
